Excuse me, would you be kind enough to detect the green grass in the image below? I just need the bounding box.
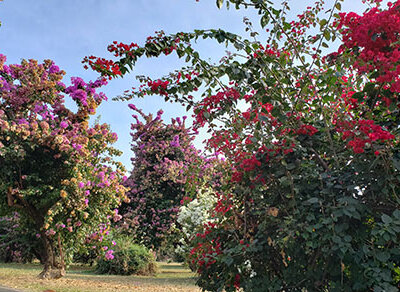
[0,262,200,292]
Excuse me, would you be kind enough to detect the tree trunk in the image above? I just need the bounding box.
[7,187,66,279]
[38,232,65,279]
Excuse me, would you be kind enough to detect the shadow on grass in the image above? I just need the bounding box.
[0,263,40,271]
[68,273,197,286]
[159,264,187,270]
[67,262,198,287]
[0,262,198,288]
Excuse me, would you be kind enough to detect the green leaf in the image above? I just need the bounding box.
[382,214,393,224]
[259,115,269,122]
[376,251,390,262]
[216,0,223,9]
[260,15,270,28]
[283,22,291,31]
[344,235,352,242]
[363,82,375,94]
[369,70,380,79]
[233,42,244,50]
[224,256,233,265]
[392,157,400,171]
[323,30,331,41]
[305,197,319,204]
[176,49,185,58]
[286,163,296,171]
[392,209,400,220]
[332,235,341,244]
[319,19,327,28]
[352,92,365,102]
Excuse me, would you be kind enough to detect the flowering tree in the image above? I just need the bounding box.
[120,105,217,250]
[86,0,400,290]
[0,56,127,279]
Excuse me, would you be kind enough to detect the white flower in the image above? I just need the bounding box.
[175,187,218,255]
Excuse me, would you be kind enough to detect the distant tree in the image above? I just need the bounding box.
[119,105,202,249]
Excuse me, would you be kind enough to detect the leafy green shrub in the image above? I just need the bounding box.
[96,236,157,276]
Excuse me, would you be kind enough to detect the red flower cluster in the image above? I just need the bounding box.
[338,2,400,92]
[336,119,394,153]
[83,31,183,81]
[146,79,170,96]
[342,90,358,109]
[190,223,222,272]
[252,44,287,59]
[180,196,192,205]
[234,273,241,290]
[239,155,261,172]
[296,124,318,136]
[107,41,139,57]
[194,88,241,128]
[214,194,233,215]
[82,56,121,79]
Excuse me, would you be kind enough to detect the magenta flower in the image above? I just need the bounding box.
[128,104,137,110]
[49,64,60,74]
[170,135,180,147]
[105,249,114,260]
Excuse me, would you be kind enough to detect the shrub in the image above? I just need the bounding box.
[175,188,217,262]
[0,213,41,263]
[96,236,157,276]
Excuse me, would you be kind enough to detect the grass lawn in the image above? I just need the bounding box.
[0,262,201,292]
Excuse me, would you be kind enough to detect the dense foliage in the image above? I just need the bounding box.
[0,57,128,278]
[86,0,400,290]
[95,235,157,276]
[0,212,40,263]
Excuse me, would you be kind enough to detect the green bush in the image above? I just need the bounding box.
[96,237,157,276]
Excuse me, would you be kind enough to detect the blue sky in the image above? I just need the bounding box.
[0,0,375,171]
